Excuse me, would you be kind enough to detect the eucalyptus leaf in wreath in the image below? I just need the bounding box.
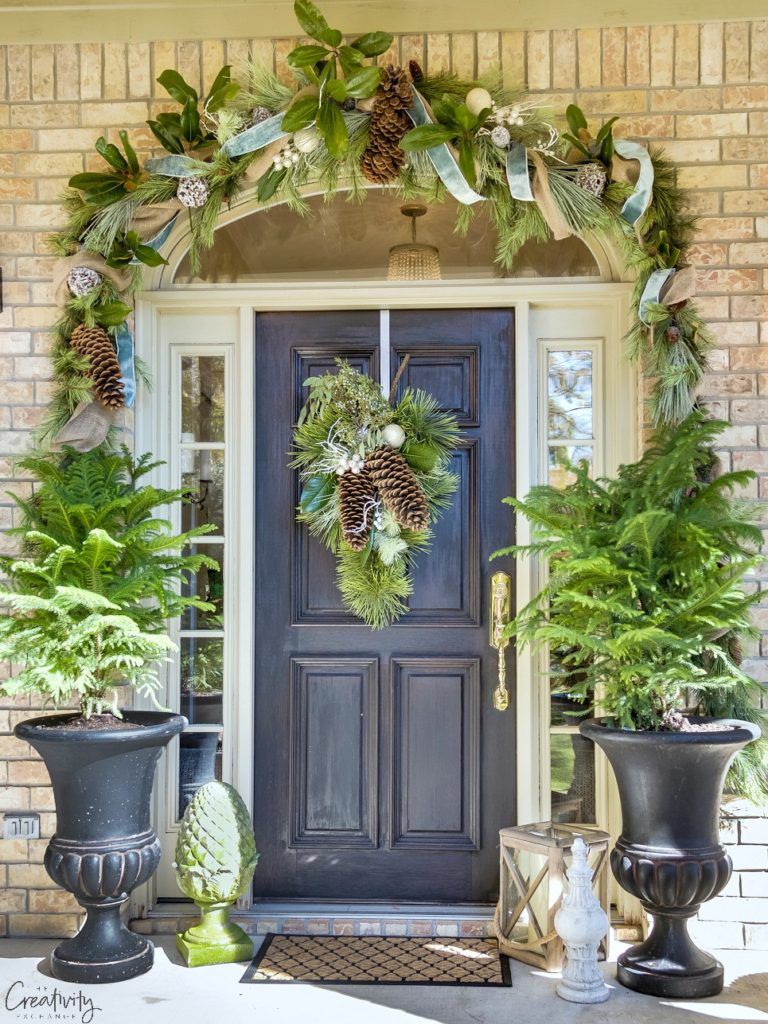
[291,360,460,628]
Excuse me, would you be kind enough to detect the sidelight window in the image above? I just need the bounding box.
[176,353,227,818]
[540,343,602,824]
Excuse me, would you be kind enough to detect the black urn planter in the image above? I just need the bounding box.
[580,716,760,999]
[15,711,186,985]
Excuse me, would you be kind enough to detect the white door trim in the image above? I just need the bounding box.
[130,281,636,917]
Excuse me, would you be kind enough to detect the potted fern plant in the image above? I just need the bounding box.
[0,447,216,984]
[495,414,764,999]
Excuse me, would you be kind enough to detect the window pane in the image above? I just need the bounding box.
[548,445,592,488]
[550,690,585,727]
[181,356,225,442]
[181,544,224,630]
[550,732,596,824]
[181,450,225,534]
[178,729,222,818]
[548,350,593,440]
[180,637,224,725]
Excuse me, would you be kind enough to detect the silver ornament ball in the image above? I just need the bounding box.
[67,266,103,298]
[491,125,511,148]
[177,176,210,209]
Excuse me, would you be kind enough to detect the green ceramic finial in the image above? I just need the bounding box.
[174,781,259,967]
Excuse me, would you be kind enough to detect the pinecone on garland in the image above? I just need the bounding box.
[67,266,103,298]
[360,65,414,185]
[177,176,210,209]
[339,466,376,551]
[365,447,429,532]
[70,324,125,409]
[574,162,608,198]
[251,105,273,125]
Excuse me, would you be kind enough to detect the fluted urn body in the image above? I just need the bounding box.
[580,717,759,999]
[16,711,186,984]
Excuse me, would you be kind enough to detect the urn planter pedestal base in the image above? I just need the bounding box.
[616,913,723,999]
[52,904,154,984]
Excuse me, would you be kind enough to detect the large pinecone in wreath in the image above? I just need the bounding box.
[339,466,376,551]
[360,65,414,185]
[70,324,125,409]
[366,447,429,532]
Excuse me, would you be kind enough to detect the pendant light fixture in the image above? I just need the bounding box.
[387,204,441,280]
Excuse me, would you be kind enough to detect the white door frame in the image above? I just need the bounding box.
[129,278,637,917]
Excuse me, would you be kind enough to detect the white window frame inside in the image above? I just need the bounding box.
[129,281,637,917]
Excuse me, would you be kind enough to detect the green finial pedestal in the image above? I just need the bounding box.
[176,901,253,967]
[174,780,259,968]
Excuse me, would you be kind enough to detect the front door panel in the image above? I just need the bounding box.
[253,308,515,903]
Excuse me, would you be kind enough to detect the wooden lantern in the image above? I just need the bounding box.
[494,822,611,972]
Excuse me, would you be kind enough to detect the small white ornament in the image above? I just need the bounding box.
[382,423,406,449]
[67,266,103,298]
[294,126,320,154]
[490,125,511,149]
[273,140,301,170]
[465,87,493,118]
[176,176,209,208]
[554,837,610,1004]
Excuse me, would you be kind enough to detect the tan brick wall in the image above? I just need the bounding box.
[0,22,767,941]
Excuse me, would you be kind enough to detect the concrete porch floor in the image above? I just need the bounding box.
[0,937,766,1024]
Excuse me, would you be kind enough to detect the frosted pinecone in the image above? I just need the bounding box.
[67,266,103,298]
[176,176,210,208]
[174,782,259,904]
[251,105,273,125]
[491,125,511,148]
[665,323,681,344]
[575,162,608,198]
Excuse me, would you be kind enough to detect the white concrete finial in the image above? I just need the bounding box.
[554,836,610,1003]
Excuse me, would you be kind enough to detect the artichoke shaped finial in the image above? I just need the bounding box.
[174,781,258,905]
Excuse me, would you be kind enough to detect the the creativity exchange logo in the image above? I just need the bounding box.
[3,981,102,1023]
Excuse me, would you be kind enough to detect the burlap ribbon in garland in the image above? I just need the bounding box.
[51,400,114,452]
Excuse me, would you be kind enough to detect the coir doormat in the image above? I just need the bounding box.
[240,934,512,986]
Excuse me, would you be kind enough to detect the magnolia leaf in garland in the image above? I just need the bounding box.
[291,359,460,628]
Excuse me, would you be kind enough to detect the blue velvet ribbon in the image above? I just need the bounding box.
[407,91,486,206]
[613,139,654,226]
[639,267,675,326]
[505,143,535,202]
[145,154,209,177]
[114,321,136,408]
[220,111,289,158]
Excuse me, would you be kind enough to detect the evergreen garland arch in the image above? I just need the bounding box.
[44,0,712,451]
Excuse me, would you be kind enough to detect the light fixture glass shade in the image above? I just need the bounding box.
[387,203,441,280]
[387,243,441,280]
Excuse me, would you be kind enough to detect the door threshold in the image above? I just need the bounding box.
[151,900,495,918]
[138,901,496,939]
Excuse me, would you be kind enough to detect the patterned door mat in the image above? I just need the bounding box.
[240,934,512,987]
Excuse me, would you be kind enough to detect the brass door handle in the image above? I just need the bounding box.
[490,571,511,711]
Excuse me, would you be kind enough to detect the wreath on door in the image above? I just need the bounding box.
[292,358,460,628]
